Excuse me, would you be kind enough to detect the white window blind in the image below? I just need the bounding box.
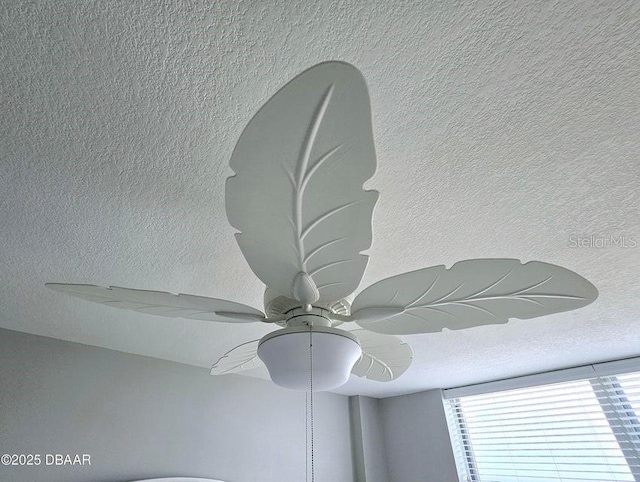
[445,370,640,482]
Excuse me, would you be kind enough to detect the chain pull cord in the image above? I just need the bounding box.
[309,323,315,482]
[305,390,308,482]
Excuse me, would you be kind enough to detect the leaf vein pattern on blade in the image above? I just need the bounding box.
[406,274,441,308]
[165,310,213,316]
[472,267,515,298]
[410,293,586,311]
[303,237,348,265]
[240,233,298,263]
[308,259,359,277]
[520,296,545,307]
[316,281,345,291]
[282,163,296,187]
[300,144,342,194]
[404,308,456,322]
[280,208,297,233]
[515,275,553,295]
[431,282,467,305]
[211,340,260,374]
[387,290,400,304]
[294,84,335,269]
[300,200,365,242]
[361,351,394,379]
[364,357,374,372]
[446,301,501,320]
[144,309,216,317]
[410,276,586,311]
[105,302,171,310]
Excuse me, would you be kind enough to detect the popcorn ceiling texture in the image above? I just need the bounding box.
[1,0,639,397]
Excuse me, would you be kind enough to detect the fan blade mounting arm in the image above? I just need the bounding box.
[225,61,378,304]
[350,259,598,335]
[46,284,267,323]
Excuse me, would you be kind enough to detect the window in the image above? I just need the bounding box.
[444,365,640,482]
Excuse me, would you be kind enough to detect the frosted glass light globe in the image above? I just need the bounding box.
[258,326,362,391]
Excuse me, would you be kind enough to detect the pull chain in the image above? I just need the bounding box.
[309,324,315,482]
[305,391,308,482]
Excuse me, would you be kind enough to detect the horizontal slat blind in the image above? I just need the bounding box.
[445,371,640,482]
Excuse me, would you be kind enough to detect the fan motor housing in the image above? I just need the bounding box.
[263,288,352,321]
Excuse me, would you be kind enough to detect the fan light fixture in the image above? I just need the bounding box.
[258,325,361,391]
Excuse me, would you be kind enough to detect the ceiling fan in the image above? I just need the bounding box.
[47,61,598,391]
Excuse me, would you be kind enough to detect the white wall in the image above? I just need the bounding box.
[0,328,354,482]
[349,395,389,482]
[379,390,458,482]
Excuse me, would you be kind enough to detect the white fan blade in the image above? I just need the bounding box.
[226,61,378,303]
[351,330,413,382]
[210,340,262,375]
[46,283,266,323]
[351,259,598,335]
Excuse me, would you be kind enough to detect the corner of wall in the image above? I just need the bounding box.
[379,389,459,482]
[349,395,390,482]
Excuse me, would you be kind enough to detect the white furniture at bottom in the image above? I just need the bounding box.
[130,478,225,482]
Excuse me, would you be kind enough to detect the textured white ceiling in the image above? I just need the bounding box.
[1,1,639,398]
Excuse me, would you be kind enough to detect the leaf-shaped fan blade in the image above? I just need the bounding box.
[46,284,266,323]
[226,61,378,303]
[351,330,413,382]
[210,340,262,375]
[351,259,598,335]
